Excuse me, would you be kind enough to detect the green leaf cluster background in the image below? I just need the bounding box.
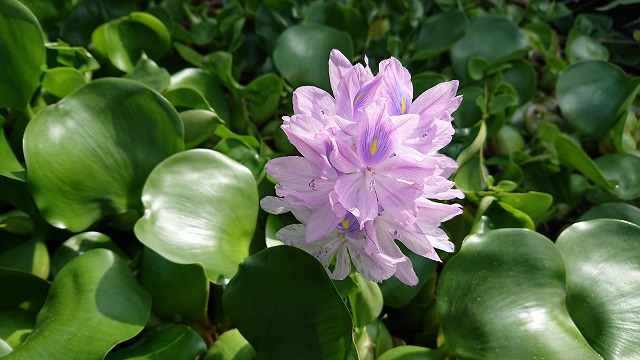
[1,0,640,359]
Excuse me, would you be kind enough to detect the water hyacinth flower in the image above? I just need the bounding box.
[261,49,463,285]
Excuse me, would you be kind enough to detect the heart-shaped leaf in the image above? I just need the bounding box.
[273,24,353,92]
[223,246,357,360]
[557,60,640,138]
[437,229,601,359]
[134,149,258,283]
[23,78,184,232]
[4,249,151,359]
[556,219,640,359]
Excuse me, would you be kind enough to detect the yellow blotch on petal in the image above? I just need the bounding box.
[401,97,407,114]
[369,139,378,155]
[341,219,350,229]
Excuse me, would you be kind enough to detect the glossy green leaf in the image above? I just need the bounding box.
[24,78,184,232]
[41,67,87,98]
[594,153,640,200]
[0,116,25,182]
[0,210,34,236]
[214,139,266,179]
[557,220,640,358]
[92,12,171,73]
[223,246,357,360]
[135,149,258,284]
[273,24,353,92]
[0,236,49,280]
[5,249,151,360]
[413,10,466,60]
[555,134,612,189]
[578,202,640,225]
[450,15,527,82]
[45,42,100,72]
[0,0,46,108]
[264,213,294,248]
[349,273,383,328]
[124,56,171,93]
[50,232,125,276]
[437,229,601,359]
[180,109,218,148]
[557,60,640,138]
[244,73,283,125]
[168,68,230,122]
[139,247,208,322]
[105,325,207,360]
[16,0,75,30]
[377,346,445,360]
[205,329,255,360]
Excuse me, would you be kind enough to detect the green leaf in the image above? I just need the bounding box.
[0,236,49,279]
[578,202,640,225]
[0,308,35,351]
[243,73,283,125]
[41,67,87,98]
[377,346,445,360]
[204,329,255,360]
[214,139,266,179]
[454,86,484,128]
[450,15,528,83]
[349,273,383,328]
[50,232,125,276]
[139,247,209,322]
[0,116,25,182]
[493,191,553,222]
[501,60,536,105]
[379,245,437,308]
[557,60,640,138]
[437,229,602,359]
[5,249,151,360]
[0,0,46,108]
[566,28,609,63]
[303,1,367,52]
[594,153,640,200]
[0,267,49,313]
[413,10,466,60]
[223,246,357,360]
[124,56,171,93]
[168,68,230,121]
[106,325,207,360]
[23,78,184,232]
[355,319,393,360]
[45,42,100,72]
[92,12,171,73]
[554,134,612,189]
[59,0,134,46]
[454,122,487,191]
[273,24,353,92]
[556,219,640,358]
[134,149,258,284]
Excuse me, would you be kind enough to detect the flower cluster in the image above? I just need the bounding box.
[261,50,463,285]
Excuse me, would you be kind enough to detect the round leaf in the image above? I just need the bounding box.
[349,273,383,328]
[41,67,87,98]
[556,219,640,358]
[557,60,640,138]
[0,236,49,279]
[134,149,258,283]
[594,153,640,200]
[273,24,353,92]
[578,202,640,225]
[5,249,151,360]
[450,15,527,82]
[223,246,357,360]
[91,12,171,73]
[139,247,209,322]
[413,10,467,60]
[105,325,206,360]
[50,232,126,276]
[437,229,602,359]
[0,267,49,313]
[0,0,46,108]
[168,68,230,122]
[24,78,184,232]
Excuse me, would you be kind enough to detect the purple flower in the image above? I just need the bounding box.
[262,49,463,285]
